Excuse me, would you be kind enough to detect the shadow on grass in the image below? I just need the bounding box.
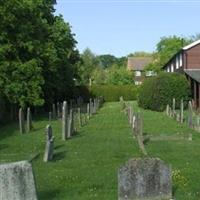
[54,144,65,150]
[53,150,67,161]
[38,189,60,200]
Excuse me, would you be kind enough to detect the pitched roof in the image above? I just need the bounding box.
[184,69,200,83]
[183,39,200,50]
[127,57,152,71]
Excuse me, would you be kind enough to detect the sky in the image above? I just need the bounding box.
[55,0,200,57]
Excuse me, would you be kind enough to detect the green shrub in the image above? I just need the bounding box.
[138,72,191,111]
[90,85,138,102]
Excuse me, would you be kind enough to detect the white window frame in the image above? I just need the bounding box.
[135,71,141,77]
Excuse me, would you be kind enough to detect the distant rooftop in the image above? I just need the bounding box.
[127,57,152,71]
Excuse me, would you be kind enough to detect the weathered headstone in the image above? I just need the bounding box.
[52,103,56,119]
[26,107,32,133]
[62,101,68,140]
[134,113,147,156]
[44,125,54,162]
[188,101,193,128]
[172,98,176,118]
[180,99,184,123]
[166,104,169,116]
[89,98,93,116]
[87,103,90,120]
[118,158,172,200]
[19,108,25,134]
[0,161,38,200]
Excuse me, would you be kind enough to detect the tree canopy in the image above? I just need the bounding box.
[0,0,79,107]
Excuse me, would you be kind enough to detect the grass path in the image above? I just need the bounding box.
[1,101,200,199]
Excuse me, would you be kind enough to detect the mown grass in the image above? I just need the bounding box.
[0,101,200,199]
[0,102,140,200]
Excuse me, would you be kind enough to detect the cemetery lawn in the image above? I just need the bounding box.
[0,101,200,200]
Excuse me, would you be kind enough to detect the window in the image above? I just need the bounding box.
[135,81,142,85]
[146,71,157,76]
[135,71,141,76]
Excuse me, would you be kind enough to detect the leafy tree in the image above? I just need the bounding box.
[0,0,79,107]
[77,48,99,85]
[156,36,189,66]
[106,66,133,85]
[97,54,117,69]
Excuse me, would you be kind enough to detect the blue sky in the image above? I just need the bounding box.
[55,0,200,57]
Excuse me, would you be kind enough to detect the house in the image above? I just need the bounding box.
[163,39,200,108]
[127,57,155,85]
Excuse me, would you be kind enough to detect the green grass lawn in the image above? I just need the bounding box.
[0,102,200,199]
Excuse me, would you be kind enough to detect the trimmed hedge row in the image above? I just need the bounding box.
[90,85,138,102]
[73,85,138,102]
[138,72,191,111]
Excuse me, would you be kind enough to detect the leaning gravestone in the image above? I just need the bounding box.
[0,161,38,200]
[118,158,172,200]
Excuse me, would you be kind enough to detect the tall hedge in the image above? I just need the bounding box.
[138,72,191,111]
[90,85,138,102]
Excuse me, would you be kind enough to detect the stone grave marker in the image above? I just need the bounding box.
[180,99,184,123]
[44,125,54,162]
[118,158,172,200]
[0,160,38,200]
[172,98,176,118]
[188,101,193,128]
[52,103,56,119]
[62,101,68,140]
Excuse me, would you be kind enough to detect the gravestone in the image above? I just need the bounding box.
[87,103,90,120]
[0,161,38,200]
[188,101,193,128]
[166,104,169,116]
[134,113,147,156]
[62,101,68,140]
[44,125,54,162]
[172,98,176,118]
[180,99,184,123]
[19,108,25,134]
[26,107,32,133]
[118,158,172,200]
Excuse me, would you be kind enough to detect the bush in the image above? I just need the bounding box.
[138,72,191,111]
[90,85,138,102]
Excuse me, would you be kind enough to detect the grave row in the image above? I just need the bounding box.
[118,97,172,200]
[0,97,103,200]
[166,98,200,133]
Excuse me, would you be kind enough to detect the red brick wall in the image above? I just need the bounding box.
[185,44,200,69]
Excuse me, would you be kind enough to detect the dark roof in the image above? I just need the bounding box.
[127,57,152,71]
[184,70,200,83]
